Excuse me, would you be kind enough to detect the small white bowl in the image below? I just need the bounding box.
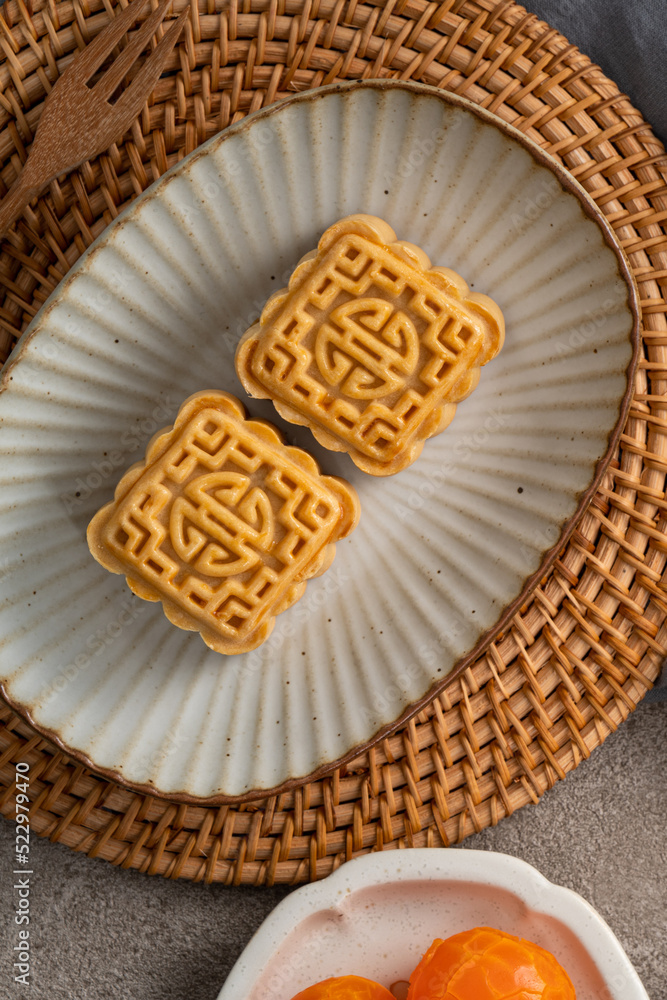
[217,849,649,1000]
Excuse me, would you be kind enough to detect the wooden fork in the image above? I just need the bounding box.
[0,0,188,237]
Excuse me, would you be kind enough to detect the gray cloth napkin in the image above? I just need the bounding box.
[529,1,667,697]
[528,0,667,145]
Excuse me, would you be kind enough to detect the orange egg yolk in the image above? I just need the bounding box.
[291,974,397,1000]
[407,927,576,1000]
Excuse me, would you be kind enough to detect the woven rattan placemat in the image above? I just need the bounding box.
[0,0,666,884]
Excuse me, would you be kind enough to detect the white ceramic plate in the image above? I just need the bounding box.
[0,81,638,801]
[217,849,649,1000]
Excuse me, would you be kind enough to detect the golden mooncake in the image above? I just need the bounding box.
[87,391,359,654]
[236,215,504,476]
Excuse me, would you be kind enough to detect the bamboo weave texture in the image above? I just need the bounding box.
[0,0,666,883]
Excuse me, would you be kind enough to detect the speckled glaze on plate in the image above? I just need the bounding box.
[217,849,649,1000]
[0,81,639,801]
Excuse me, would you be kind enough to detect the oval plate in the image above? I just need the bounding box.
[217,849,649,1000]
[0,81,639,801]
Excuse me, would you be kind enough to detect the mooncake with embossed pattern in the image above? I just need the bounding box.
[235,215,504,476]
[87,391,359,654]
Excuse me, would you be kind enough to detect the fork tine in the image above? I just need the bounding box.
[112,9,188,121]
[94,0,173,102]
[75,0,151,79]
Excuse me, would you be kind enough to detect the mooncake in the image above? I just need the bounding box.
[87,391,359,654]
[236,215,504,476]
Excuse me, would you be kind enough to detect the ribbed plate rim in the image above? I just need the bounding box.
[0,80,642,805]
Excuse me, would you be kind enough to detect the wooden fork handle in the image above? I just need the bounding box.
[0,165,42,238]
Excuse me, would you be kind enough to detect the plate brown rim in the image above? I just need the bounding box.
[0,79,642,805]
